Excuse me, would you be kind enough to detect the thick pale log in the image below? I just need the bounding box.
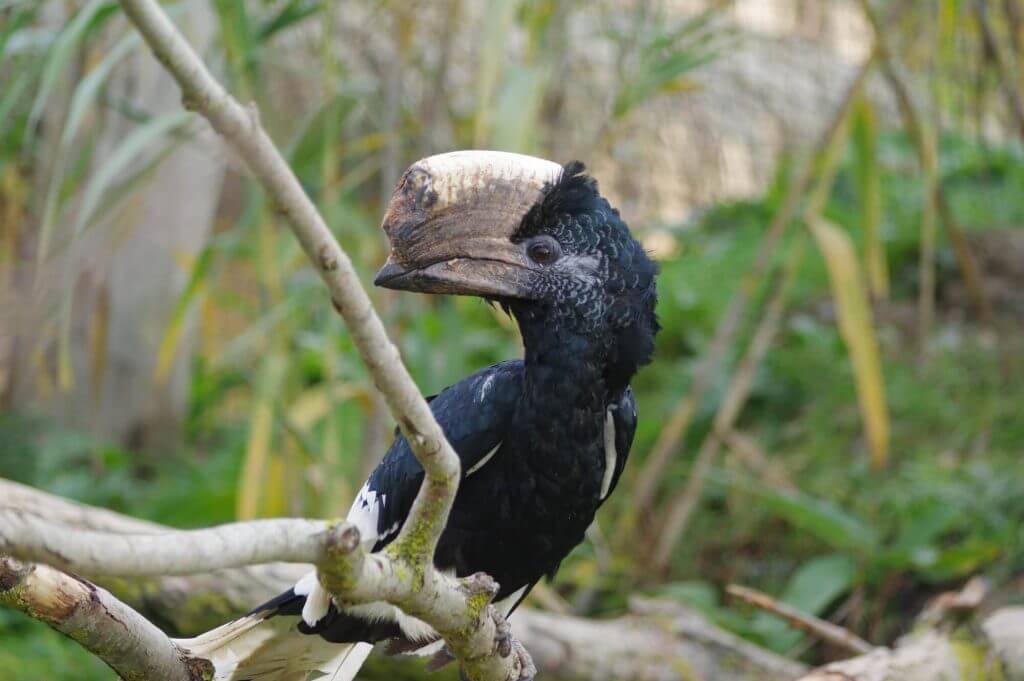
[798,609,1024,681]
[0,478,806,681]
[0,558,207,681]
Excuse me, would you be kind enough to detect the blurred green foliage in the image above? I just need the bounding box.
[2,1,1024,679]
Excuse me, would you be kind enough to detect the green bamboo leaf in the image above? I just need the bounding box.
[154,246,215,384]
[0,66,36,141]
[71,110,192,237]
[35,32,142,267]
[213,0,257,93]
[62,32,141,147]
[749,553,855,652]
[852,95,889,299]
[613,9,726,119]
[809,216,890,469]
[257,0,321,40]
[27,0,118,137]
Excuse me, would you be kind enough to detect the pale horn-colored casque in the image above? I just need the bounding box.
[374,151,564,298]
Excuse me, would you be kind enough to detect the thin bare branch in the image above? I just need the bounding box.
[0,481,519,680]
[797,608,1024,681]
[0,478,810,681]
[0,511,334,576]
[0,558,208,681]
[727,584,874,656]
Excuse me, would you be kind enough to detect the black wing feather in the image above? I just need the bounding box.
[364,361,523,552]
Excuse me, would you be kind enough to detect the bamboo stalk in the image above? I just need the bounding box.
[974,0,1024,138]
[860,0,996,325]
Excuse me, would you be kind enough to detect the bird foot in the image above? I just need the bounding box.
[490,608,536,681]
[511,637,536,681]
[491,607,514,657]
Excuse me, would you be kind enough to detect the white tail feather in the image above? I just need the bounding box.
[175,614,372,681]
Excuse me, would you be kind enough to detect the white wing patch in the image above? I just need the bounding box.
[465,442,501,477]
[347,483,384,545]
[600,409,617,499]
[293,571,331,627]
[477,372,497,403]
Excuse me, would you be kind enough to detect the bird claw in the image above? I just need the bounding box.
[490,608,535,681]
[491,607,514,657]
[511,637,536,681]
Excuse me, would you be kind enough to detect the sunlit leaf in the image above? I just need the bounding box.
[155,246,215,384]
[809,216,890,469]
[287,383,365,431]
[237,355,286,519]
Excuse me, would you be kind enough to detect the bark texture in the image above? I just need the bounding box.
[797,611,1024,681]
[0,558,209,681]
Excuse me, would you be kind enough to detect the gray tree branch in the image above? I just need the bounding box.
[797,611,1024,681]
[0,479,808,681]
[0,558,208,681]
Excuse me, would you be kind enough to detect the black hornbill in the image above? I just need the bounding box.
[178,151,659,680]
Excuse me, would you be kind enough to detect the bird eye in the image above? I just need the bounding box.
[526,237,561,265]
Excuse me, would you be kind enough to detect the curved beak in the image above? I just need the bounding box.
[373,259,411,287]
[374,256,531,299]
[373,150,563,299]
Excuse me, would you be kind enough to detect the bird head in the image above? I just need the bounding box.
[376,150,658,375]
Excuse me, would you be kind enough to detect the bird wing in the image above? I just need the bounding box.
[351,360,523,552]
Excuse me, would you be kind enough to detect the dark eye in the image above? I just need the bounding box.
[526,236,561,265]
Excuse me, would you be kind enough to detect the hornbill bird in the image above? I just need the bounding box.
[177,151,659,680]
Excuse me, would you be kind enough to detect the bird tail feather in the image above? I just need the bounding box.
[175,614,372,681]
